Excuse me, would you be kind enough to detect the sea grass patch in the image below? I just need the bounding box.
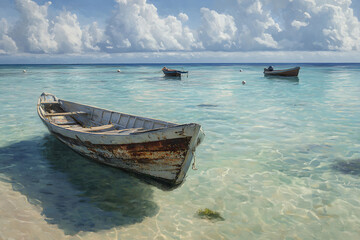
[196,208,224,221]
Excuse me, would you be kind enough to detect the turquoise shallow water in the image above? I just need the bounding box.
[0,63,360,239]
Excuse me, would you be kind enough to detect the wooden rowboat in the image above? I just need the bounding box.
[37,93,205,186]
[263,67,300,77]
[162,67,188,77]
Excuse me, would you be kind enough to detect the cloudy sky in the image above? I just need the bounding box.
[0,0,359,63]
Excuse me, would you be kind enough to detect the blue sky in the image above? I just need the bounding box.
[0,0,359,63]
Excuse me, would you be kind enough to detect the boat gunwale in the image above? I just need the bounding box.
[37,94,200,139]
[162,70,188,74]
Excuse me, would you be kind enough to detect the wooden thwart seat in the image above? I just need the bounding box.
[45,111,87,117]
[79,126,144,133]
[82,124,116,132]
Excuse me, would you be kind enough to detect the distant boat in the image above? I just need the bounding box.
[162,67,188,77]
[37,93,205,186]
[264,66,300,77]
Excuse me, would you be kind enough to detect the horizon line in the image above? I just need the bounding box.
[1,62,360,65]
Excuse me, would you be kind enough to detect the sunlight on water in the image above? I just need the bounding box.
[0,64,360,239]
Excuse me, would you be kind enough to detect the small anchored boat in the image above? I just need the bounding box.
[37,93,205,185]
[264,66,300,77]
[162,67,188,77]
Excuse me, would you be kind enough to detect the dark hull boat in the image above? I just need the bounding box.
[264,67,300,77]
[37,93,205,186]
[162,67,188,77]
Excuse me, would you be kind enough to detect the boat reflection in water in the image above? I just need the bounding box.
[264,75,300,82]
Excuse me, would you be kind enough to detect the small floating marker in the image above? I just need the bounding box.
[23,70,26,73]
[242,80,246,85]
[117,69,121,72]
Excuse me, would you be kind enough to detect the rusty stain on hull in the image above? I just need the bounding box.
[53,131,192,184]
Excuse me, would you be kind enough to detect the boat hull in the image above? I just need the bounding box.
[39,113,204,185]
[264,67,300,77]
[162,70,188,77]
[163,71,181,77]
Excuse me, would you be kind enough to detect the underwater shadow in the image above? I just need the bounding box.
[163,75,183,81]
[264,75,299,83]
[197,104,219,108]
[331,159,360,176]
[0,135,159,235]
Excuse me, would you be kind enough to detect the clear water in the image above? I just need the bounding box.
[0,64,360,239]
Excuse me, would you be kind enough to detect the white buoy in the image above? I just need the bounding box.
[23,70,26,73]
[242,80,246,85]
[117,69,121,72]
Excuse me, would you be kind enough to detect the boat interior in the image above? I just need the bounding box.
[38,93,177,134]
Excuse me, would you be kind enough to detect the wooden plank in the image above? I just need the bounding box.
[45,111,87,117]
[41,101,59,105]
[116,113,122,124]
[125,116,131,128]
[56,122,78,125]
[109,112,113,124]
[82,124,115,132]
[118,128,143,133]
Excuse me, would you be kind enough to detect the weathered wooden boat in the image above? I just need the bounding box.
[37,93,205,185]
[162,67,188,77]
[263,66,300,77]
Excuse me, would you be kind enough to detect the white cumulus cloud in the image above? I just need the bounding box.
[105,0,199,52]
[82,22,104,51]
[291,20,309,29]
[0,18,17,54]
[178,13,189,22]
[254,33,279,49]
[259,0,360,51]
[216,0,281,50]
[217,0,360,51]
[53,11,83,53]
[12,0,57,53]
[198,8,237,50]
[6,0,105,54]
